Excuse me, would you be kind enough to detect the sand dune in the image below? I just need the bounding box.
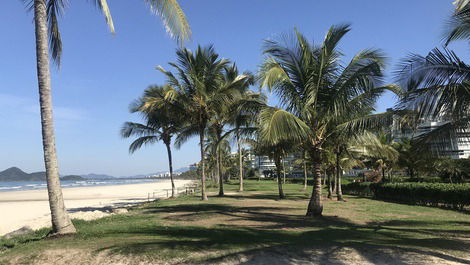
[0,179,193,235]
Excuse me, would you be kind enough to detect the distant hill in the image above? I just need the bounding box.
[61,175,85,181]
[174,167,189,173]
[0,167,86,182]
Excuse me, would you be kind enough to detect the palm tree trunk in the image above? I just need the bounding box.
[238,134,243,192]
[33,0,76,235]
[199,126,208,200]
[303,160,308,190]
[217,142,224,196]
[327,172,333,199]
[282,158,286,184]
[306,154,323,217]
[165,142,176,198]
[332,177,336,193]
[275,157,285,199]
[335,152,344,201]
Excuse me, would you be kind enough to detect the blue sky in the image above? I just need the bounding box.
[0,0,467,176]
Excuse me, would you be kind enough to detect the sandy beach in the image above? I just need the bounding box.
[0,179,193,236]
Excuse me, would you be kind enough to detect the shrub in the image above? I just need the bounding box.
[343,182,470,210]
[342,182,373,196]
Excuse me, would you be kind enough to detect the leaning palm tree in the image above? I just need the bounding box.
[122,85,182,198]
[24,0,190,234]
[159,46,237,200]
[259,25,392,216]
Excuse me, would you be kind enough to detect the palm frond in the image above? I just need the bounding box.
[257,107,310,145]
[446,1,470,44]
[144,0,191,44]
[46,0,65,65]
[128,136,159,154]
[121,122,161,138]
[397,47,470,120]
[89,0,115,33]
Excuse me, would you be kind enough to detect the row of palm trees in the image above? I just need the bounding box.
[122,24,402,217]
[123,0,470,217]
[26,0,469,235]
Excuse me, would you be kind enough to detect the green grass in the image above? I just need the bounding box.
[1,180,469,264]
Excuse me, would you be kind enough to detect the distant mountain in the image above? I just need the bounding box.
[174,167,189,173]
[0,166,191,182]
[80,173,115,180]
[0,167,86,182]
[61,175,85,181]
[0,167,35,181]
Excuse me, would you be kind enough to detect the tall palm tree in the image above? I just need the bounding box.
[122,85,182,198]
[159,46,239,200]
[206,64,255,196]
[259,25,391,216]
[26,0,190,235]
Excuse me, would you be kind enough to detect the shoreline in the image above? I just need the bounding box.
[0,178,165,193]
[0,179,193,236]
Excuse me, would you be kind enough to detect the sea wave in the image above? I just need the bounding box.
[0,179,159,192]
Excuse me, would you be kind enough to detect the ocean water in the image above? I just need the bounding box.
[0,179,159,192]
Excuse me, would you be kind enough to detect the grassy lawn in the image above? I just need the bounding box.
[1,180,469,264]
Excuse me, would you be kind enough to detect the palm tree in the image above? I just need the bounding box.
[256,106,308,199]
[351,132,399,181]
[259,25,391,216]
[394,138,434,179]
[121,85,182,198]
[397,2,470,152]
[205,64,255,196]
[159,46,241,200]
[25,0,190,235]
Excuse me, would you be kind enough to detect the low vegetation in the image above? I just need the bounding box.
[343,182,470,210]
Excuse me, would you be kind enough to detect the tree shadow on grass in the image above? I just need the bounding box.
[94,224,470,264]
[222,193,309,201]
[90,194,470,264]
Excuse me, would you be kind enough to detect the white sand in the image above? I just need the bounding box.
[0,179,193,235]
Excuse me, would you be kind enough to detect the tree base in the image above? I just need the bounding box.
[49,224,76,237]
[305,209,323,217]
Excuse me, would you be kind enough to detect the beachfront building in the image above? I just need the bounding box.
[391,118,470,159]
[242,150,305,178]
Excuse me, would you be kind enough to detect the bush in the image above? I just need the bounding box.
[343,182,470,210]
[342,182,373,196]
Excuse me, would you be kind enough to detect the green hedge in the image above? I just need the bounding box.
[343,182,470,210]
[342,182,373,196]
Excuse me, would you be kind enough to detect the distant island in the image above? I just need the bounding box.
[0,167,85,182]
